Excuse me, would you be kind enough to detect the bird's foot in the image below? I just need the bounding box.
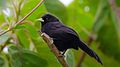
[58,53,65,58]
[41,33,44,37]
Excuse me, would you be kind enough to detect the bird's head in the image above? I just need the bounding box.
[38,14,59,25]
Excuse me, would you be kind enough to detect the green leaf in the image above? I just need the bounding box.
[8,45,48,67]
[65,50,75,67]
[24,24,40,39]
[14,25,26,29]
[37,45,61,67]
[15,24,40,39]
[16,29,30,48]
[0,33,10,44]
[23,24,42,52]
[15,24,43,54]
[44,0,68,23]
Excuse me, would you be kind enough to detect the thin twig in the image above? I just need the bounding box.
[15,0,45,26]
[0,27,13,36]
[0,0,45,36]
[39,31,69,67]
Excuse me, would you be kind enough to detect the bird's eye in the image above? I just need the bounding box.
[46,18,49,20]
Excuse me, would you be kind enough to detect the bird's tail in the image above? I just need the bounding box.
[78,41,103,65]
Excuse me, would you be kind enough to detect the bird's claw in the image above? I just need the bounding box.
[41,33,44,36]
[58,53,64,58]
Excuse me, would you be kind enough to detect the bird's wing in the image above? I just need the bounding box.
[56,27,103,65]
[50,27,80,50]
[63,26,79,37]
[51,25,80,41]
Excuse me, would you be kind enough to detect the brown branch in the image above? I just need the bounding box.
[0,0,45,36]
[0,27,13,36]
[76,34,95,67]
[39,31,69,67]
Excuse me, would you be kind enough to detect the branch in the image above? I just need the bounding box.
[76,34,95,67]
[14,0,45,26]
[0,0,45,36]
[39,31,69,67]
[0,27,13,36]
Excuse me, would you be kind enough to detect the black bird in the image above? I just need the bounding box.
[38,13,103,65]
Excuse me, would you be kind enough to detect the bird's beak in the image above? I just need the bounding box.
[36,18,44,22]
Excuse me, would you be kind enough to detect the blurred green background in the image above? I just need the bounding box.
[0,0,120,67]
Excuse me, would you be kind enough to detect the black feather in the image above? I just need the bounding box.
[40,13,103,65]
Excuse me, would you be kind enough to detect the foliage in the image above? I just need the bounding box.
[0,0,120,67]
